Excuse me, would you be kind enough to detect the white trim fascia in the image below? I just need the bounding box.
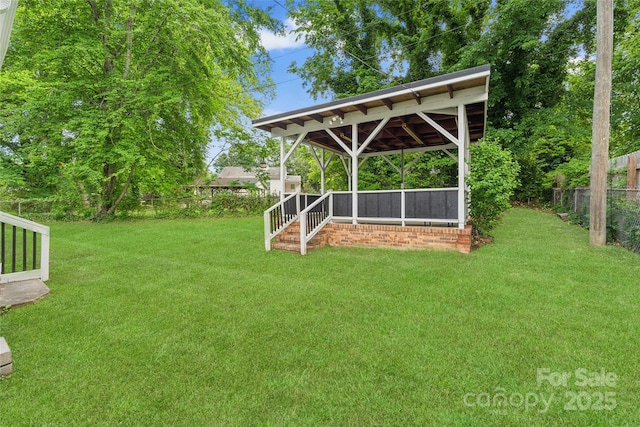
[268,87,488,137]
[253,69,490,128]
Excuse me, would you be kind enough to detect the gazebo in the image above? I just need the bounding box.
[253,65,490,254]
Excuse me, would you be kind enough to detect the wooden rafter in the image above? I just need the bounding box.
[354,104,368,115]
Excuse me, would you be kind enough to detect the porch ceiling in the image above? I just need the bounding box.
[252,65,490,156]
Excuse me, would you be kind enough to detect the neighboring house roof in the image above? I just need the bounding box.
[211,167,300,187]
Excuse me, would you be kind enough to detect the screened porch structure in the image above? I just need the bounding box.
[254,65,490,254]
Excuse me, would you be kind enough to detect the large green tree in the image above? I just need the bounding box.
[0,0,278,215]
[611,0,640,155]
[288,0,386,99]
[288,0,490,98]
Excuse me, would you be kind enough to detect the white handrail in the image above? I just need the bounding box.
[0,211,50,283]
[299,191,333,255]
[264,192,301,251]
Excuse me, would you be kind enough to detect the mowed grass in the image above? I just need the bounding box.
[0,208,639,426]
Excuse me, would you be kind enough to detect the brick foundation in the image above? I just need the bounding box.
[321,222,471,253]
[274,221,472,254]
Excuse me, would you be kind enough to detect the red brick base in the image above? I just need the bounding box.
[276,221,472,254]
[320,223,472,254]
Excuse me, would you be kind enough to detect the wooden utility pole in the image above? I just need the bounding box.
[590,0,613,246]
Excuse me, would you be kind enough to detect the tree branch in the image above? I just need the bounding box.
[107,160,137,215]
[123,3,136,79]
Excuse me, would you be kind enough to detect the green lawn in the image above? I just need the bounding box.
[1,208,639,426]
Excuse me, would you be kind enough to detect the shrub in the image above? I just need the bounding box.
[467,140,520,235]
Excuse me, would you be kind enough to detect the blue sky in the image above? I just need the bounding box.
[250,1,331,117]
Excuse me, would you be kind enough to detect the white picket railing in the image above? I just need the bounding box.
[0,211,50,283]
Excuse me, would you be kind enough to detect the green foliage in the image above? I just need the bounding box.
[467,140,520,234]
[0,0,278,216]
[456,0,592,129]
[550,157,591,189]
[611,2,640,155]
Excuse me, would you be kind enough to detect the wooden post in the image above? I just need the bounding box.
[457,104,466,229]
[589,0,613,246]
[280,137,286,201]
[320,149,326,194]
[351,123,358,224]
[628,155,637,190]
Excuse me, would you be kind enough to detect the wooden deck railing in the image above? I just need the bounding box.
[0,212,50,283]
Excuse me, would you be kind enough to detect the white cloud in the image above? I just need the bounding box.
[260,17,305,51]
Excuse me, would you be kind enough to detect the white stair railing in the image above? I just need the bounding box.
[299,191,332,255]
[0,211,50,283]
[263,192,300,251]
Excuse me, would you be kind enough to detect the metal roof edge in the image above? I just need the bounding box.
[252,64,491,127]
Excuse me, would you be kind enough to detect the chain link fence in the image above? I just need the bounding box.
[553,187,640,254]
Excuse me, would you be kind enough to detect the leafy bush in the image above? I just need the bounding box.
[467,140,520,235]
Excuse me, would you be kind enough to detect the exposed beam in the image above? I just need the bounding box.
[354,104,368,115]
[381,155,402,174]
[309,145,322,168]
[305,140,346,157]
[401,121,425,145]
[447,84,454,99]
[411,91,422,105]
[325,128,353,155]
[340,133,352,143]
[359,142,458,158]
[357,117,391,157]
[416,111,459,146]
[284,132,308,163]
[405,151,427,174]
[382,98,393,110]
[330,110,345,119]
[443,149,458,162]
[289,117,305,127]
[309,114,324,123]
